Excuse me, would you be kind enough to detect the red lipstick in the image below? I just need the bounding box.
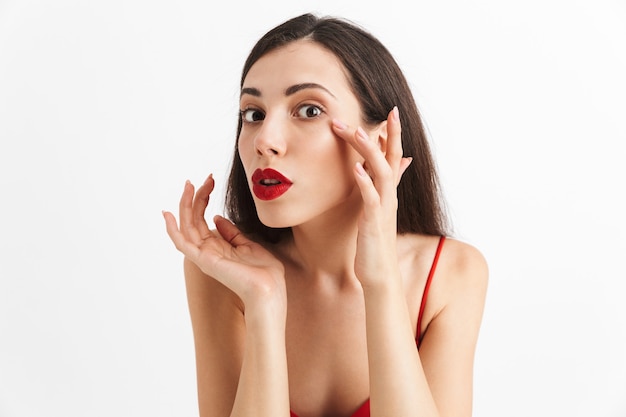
[252,168,293,201]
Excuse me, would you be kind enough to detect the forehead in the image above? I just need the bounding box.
[242,40,352,95]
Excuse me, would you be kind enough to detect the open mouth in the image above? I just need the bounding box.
[252,168,293,200]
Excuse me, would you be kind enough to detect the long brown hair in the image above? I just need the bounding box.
[225,13,450,243]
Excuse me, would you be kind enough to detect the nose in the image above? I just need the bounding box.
[253,116,287,157]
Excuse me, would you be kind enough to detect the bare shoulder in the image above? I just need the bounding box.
[396,235,488,328]
[397,234,488,287]
[432,237,489,327]
[439,237,489,288]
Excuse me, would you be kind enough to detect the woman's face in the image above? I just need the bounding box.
[238,40,375,229]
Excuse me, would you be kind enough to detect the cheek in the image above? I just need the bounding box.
[237,136,254,172]
[313,140,360,187]
[330,136,361,171]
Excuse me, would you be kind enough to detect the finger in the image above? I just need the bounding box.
[332,120,393,188]
[397,157,413,185]
[331,118,368,153]
[162,210,201,259]
[213,215,253,248]
[179,180,194,230]
[178,180,202,244]
[354,162,381,210]
[385,106,403,177]
[353,126,395,195]
[192,174,214,237]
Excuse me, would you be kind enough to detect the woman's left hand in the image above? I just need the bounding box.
[331,106,412,288]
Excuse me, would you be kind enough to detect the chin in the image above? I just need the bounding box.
[256,208,297,229]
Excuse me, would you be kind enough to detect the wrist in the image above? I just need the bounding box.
[244,292,288,328]
[359,266,403,294]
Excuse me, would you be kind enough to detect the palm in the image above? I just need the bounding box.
[196,230,284,298]
[163,177,285,306]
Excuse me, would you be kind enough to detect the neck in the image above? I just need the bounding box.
[286,202,362,287]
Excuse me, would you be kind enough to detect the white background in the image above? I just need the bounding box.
[1,0,625,416]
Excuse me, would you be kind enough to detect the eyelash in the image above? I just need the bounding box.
[296,103,325,119]
[239,103,326,124]
[240,107,264,123]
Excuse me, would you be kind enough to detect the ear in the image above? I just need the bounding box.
[372,120,388,155]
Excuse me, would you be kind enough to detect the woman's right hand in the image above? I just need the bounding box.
[162,175,286,313]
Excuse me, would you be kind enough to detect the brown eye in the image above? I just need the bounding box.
[241,108,265,122]
[296,104,323,118]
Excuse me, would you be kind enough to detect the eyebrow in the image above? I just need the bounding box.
[240,83,336,98]
[285,83,336,98]
[240,87,261,97]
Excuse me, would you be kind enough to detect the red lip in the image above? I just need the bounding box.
[251,168,293,201]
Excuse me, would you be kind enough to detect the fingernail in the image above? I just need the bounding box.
[203,173,213,185]
[332,119,347,130]
[357,127,368,142]
[392,106,399,121]
[355,162,367,177]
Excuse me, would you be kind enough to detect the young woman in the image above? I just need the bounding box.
[163,13,488,417]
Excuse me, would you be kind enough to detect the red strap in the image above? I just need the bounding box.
[351,399,370,416]
[416,236,446,347]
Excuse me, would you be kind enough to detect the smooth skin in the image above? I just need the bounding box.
[163,40,488,417]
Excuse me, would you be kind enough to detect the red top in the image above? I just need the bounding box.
[290,236,446,417]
